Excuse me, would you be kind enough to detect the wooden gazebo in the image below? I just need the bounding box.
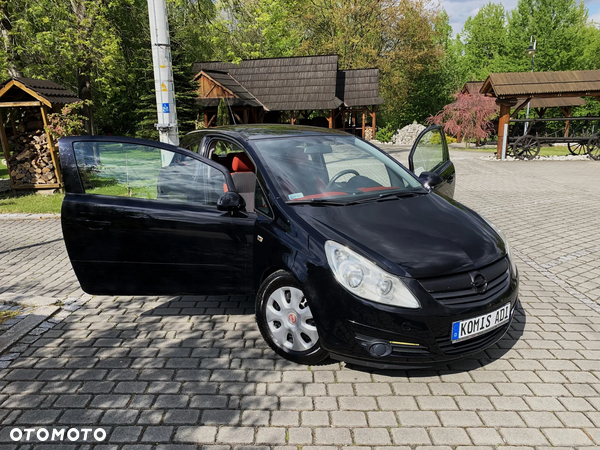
[480,71,600,157]
[192,55,384,139]
[0,78,79,189]
[461,80,587,143]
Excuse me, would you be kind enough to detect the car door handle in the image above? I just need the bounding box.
[75,218,112,230]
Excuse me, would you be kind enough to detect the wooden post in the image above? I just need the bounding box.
[560,106,571,137]
[243,108,249,124]
[40,105,63,186]
[457,129,462,143]
[328,109,334,128]
[371,105,376,139]
[361,109,366,138]
[0,111,11,166]
[341,107,346,131]
[291,110,296,125]
[496,102,512,158]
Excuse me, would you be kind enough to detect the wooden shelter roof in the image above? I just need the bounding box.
[197,70,262,108]
[481,70,600,99]
[193,55,382,111]
[461,81,484,95]
[336,69,384,107]
[461,80,587,109]
[0,77,79,106]
[193,56,343,111]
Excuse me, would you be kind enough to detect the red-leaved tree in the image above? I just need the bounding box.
[428,93,498,146]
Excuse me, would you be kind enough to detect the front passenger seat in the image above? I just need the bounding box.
[231,154,256,212]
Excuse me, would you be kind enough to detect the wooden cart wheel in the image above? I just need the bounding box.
[587,134,600,161]
[514,135,541,160]
[568,141,587,155]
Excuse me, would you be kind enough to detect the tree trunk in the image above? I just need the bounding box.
[0,1,22,77]
[71,0,94,134]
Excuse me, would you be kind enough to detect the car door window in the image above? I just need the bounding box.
[411,128,447,176]
[255,179,272,217]
[72,141,226,206]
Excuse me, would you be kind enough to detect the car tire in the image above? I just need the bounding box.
[256,270,329,365]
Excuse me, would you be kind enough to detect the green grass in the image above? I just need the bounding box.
[0,310,20,325]
[452,145,579,156]
[0,191,64,214]
[0,159,8,179]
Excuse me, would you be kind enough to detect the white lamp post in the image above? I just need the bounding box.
[523,36,536,135]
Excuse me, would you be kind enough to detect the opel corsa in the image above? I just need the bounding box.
[59,125,519,368]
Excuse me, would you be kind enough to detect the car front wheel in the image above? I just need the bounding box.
[256,270,329,365]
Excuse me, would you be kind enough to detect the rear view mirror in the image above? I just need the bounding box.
[304,144,333,154]
[217,191,246,212]
[419,172,444,189]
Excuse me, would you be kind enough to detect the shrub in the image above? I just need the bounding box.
[375,124,395,142]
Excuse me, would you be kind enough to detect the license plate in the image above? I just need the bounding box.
[451,303,511,343]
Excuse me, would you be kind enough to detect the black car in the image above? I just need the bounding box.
[58,125,518,368]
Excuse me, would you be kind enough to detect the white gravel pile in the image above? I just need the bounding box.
[486,154,592,161]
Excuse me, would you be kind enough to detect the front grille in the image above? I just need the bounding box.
[436,318,511,355]
[419,257,510,307]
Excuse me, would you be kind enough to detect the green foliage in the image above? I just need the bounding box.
[430,133,457,144]
[217,98,231,126]
[375,124,394,142]
[46,100,93,141]
[455,0,600,84]
[1,0,599,142]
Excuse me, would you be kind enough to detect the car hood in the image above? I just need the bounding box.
[292,193,505,279]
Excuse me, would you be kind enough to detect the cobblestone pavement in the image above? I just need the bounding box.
[0,150,599,449]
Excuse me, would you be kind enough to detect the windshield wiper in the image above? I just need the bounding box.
[347,189,427,205]
[287,198,349,206]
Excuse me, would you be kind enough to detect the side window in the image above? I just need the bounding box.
[255,180,272,217]
[411,129,446,176]
[73,141,226,206]
[209,139,245,159]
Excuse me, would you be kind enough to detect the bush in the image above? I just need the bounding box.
[430,133,457,145]
[375,124,395,142]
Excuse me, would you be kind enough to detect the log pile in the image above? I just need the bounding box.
[6,108,57,186]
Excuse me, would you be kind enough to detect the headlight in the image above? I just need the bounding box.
[324,241,420,308]
[481,216,517,274]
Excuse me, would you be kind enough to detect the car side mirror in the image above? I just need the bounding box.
[217,191,246,212]
[419,172,444,189]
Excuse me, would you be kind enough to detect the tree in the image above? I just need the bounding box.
[210,0,302,61]
[506,0,600,72]
[217,98,231,126]
[428,93,498,146]
[0,1,22,77]
[459,3,512,80]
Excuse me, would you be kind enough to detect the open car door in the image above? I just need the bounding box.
[59,136,255,296]
[408,125,455,198]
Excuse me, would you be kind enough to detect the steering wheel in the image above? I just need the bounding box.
[325,169,360,191]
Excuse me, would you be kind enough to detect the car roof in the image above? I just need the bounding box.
[183,124,351,142]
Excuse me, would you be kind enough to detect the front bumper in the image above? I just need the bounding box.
[303,263,519,369]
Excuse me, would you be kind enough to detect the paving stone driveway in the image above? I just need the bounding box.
[0,150,599,449]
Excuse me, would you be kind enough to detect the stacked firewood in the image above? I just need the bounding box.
[7,109,57,186]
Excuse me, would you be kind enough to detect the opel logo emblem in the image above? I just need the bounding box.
[471,272,488,294]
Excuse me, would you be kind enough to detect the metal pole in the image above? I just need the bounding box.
[147,0,179,149]
[523,38,536,136]
[501,123,508,160]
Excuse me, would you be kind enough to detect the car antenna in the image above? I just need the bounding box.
[226,97,237,125]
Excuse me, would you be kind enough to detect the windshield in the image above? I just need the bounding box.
[252,135,423,202]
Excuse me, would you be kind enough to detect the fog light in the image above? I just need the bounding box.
[369,342,392,357]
